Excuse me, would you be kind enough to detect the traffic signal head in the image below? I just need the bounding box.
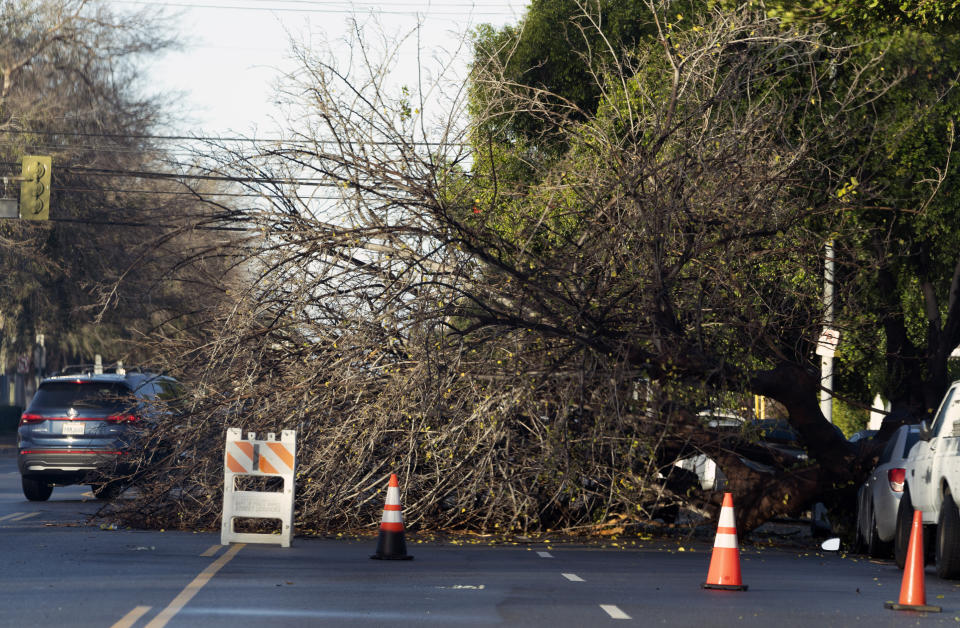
[20,155,51,221]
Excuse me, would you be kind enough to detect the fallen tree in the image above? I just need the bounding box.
[106,3,953,535]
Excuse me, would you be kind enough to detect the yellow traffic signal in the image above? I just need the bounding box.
[20,155,51,221]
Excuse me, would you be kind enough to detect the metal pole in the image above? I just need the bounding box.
[820,241,834,423]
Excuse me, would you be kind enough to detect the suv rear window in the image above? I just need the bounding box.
[29,382,134,412]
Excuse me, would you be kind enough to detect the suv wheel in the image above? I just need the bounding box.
[22,476,53,501]
[936,494,960,579]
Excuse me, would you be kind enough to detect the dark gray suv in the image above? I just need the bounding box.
[17,368,181,501]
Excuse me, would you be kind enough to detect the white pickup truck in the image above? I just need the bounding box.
[896,380,960,578]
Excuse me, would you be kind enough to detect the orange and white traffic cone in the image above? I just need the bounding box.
[702,492,747,591]
[370,473,413,560]
[885,510,940,612]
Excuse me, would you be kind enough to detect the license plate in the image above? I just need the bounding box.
[62,422,84,435]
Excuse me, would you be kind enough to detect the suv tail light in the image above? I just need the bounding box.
[106,414,138,423]
[19,413,45,425]
[888,468,906,492]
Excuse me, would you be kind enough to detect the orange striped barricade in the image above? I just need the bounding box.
[221,427,296,547]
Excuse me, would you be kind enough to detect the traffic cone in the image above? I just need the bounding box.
[370,473,413,560]
[702,492,747,591]
[885,510,940,612]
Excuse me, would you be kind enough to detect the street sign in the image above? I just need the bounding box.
[816,328,841,358]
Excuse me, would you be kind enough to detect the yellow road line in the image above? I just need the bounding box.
[110,605,151,628]
[144,543,245,628]
[200,545,222,557]
[9,512,40,521]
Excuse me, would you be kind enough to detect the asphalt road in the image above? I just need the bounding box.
[0,436,957,627]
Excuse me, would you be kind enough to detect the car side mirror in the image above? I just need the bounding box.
[917,420,931,441]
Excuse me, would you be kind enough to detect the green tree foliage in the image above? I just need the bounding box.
[831,399,869,437]
[471,0,703,146]
[476,0,960,421]
[464,1,944,527]
[790,26,960,416]
[717,0,960,32]
[703,5,960,418]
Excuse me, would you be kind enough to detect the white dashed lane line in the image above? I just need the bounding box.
[600,604,631,620]
[536,550,627,621]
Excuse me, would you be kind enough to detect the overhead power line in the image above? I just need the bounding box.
[49,216,250,231]
[3,161,428,193]
[1,160,335,187]
[112,0,522,17]
[56,185,349,200]
[57,185,283,198]
[0,128,465,147]
[148,0,518,6]
[5,157,468,193]
[60,164,345,187]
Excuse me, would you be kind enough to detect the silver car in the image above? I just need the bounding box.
[854,424,920,557]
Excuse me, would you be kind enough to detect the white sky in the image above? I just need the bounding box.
[112,0,527,137]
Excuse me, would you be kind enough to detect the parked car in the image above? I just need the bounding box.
[854,424,920,557]
[673,410,746,490]
[17,367,181,501]
[895,380,960,577]
[674,411,808,490]
[747,418,808,462]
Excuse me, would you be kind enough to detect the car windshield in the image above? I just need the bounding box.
[30,382,134,412]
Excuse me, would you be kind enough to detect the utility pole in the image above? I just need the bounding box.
[819,241,836,423]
